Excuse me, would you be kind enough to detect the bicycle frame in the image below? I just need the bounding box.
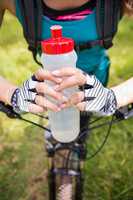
[0,102,133,200]
[46,141,86,200]
[45,114,91,200]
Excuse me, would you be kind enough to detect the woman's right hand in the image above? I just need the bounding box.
[11,68,65,114]
[52,68,118,116]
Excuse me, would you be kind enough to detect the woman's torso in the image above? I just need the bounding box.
[15,0,110,85]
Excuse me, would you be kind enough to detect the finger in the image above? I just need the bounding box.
[35,68,62,83]
[76,102,86,111]
[36,82,67,101]
[28,103,46,113]
[60,92,84,109]
[59,102,69,109]
[52,67,77,77]
[69,92,84,105]
[35,95,61,112]
[54,75,81,91]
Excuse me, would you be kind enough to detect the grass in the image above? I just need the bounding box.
[0,11,133,200]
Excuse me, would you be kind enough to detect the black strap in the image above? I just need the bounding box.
[74,39,103,52]
[96,0,122,49]
[103,0,114,47]
[18,0,43,66]
[112,0,123,36]
[75,0,123,52]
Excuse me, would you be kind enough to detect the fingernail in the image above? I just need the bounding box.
[60,104,66,109]
[56,78,62,83]
[57,107,61,112]
[62,96,68,102]
[54,85,60,91]
[52,70,60,76]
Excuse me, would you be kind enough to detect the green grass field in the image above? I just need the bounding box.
[0,12,133,200]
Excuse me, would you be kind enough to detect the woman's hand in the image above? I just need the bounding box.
[11,68,65,113]
[52,68,118,116]
[52,67,87,110]
[52,67,86,110]
[52,67,86,91]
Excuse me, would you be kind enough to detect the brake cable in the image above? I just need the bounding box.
[0,102,50,132]
[87,115,114,160]
[0,102,133,160]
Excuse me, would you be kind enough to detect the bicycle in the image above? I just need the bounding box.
[0,102,133,200]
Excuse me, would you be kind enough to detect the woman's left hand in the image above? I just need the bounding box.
[52,67,118,116]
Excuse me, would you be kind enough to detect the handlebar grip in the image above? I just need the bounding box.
[0,102,20,119]
[125,109,133,119]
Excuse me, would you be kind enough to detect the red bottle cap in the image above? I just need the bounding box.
[41,25,74,54]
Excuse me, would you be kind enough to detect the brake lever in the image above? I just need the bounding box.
[115,104,133,120]
[0,102,20,119]
[124,104,133,119]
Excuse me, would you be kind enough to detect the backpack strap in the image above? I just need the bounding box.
[96,0,113,49]
[18,0,122,55]
[96,0,123,49]
[75,0,123,52]
[18,0,43,66]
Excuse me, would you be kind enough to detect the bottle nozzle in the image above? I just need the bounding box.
[51,25,62,38]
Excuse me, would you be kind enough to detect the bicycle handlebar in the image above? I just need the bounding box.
[0,101,132,161]
[0,102,133,129]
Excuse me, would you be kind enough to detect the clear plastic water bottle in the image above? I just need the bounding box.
[41,25,80,143]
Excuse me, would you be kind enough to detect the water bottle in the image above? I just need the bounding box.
[41,25,80,143]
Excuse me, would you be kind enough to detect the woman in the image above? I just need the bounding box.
[0,0,132,115]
